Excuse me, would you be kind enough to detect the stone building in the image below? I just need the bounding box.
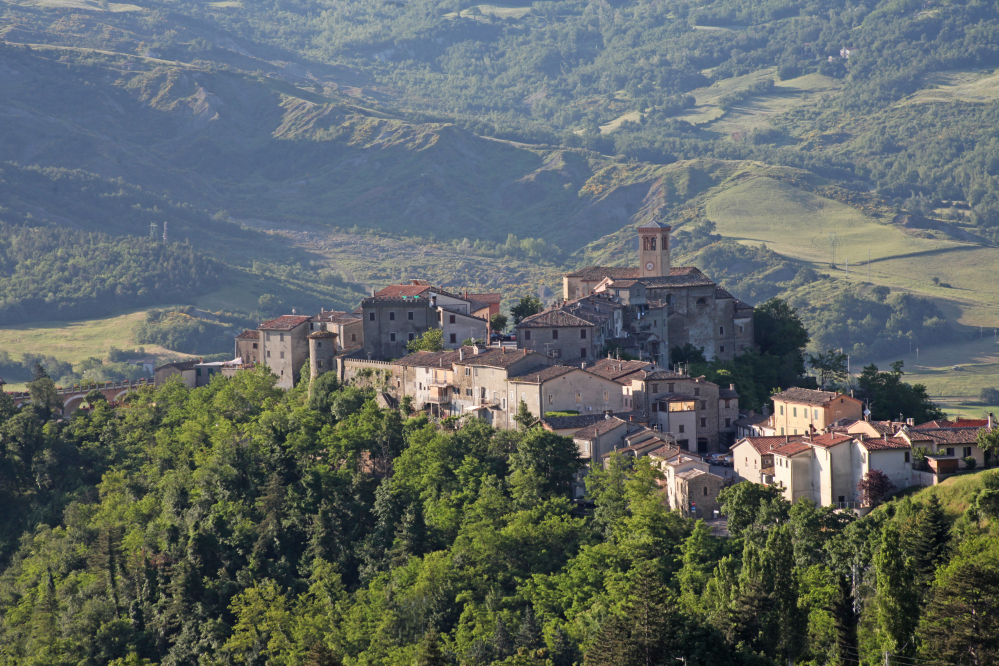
[507,363,629,422]
[771,388,865,436]
[361,282,490,360]
[515,309,598,360]
[259,315,312,389]
[310,310,363,352]
[234,330,260,364]
[392,346,547,424]
[622,370,739,453]
[562,221,754,364]
[308,330,338,380]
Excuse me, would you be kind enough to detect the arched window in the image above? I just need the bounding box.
[696,297,708,305]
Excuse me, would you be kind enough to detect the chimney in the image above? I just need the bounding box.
[859,433,865,441]
[523,349,527,356]
[605,410,612,420]
[581,362,587,370]
[990,412,994,429]
[730,383,735,390]
[459,349,464,361]
[906,417,915,426]
[630,415,634,422]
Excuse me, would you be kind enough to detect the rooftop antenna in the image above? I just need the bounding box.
[150,222,158,238]
[162,221,169,243]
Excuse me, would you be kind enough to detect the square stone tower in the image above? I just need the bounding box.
[638,221,671,278]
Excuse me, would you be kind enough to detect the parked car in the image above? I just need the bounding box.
[504,333,517,341]
[490,333,502,342]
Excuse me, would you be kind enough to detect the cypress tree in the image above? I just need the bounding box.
[515,607,543,652]
[920,562,999,665]
[875,523,920,658]
[911,495,950,589]
[492,617,512,660]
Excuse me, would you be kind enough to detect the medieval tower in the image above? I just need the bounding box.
[638,221,671,278]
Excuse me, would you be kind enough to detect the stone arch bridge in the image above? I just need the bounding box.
[7,378,152,415]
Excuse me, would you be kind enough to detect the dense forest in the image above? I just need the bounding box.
[0,366,991,666]
[0,225,219,326]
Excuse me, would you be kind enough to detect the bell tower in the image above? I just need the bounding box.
[638,221,671,278]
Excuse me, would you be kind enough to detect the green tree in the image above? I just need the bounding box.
[717,482,788,538]
[874,523,920,658]
[407,328,444,352]
[258,293,284,315]
[919,538,999,666]
[857,361,945,423]
[754,297,809,367]
[513,399,537,431]
[415,629,448,666]
[490,313,508,332]
[910,495,951,589]
[808,349,849,390]
[27,363,62,416]
[511,297,542,325]
[976,427,999,464]
[677,520,716,611]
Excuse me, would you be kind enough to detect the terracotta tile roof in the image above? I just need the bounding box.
[733,435,805,455]
[259,315,311,330]
[910,427,983,445]
[735,300,754,311]
[573,417,627,440]
[859,436,911,451]
[608,279,641,288]
[575,358,652,382]
[677,468,721,481]
[467,299,491,314]
[516,308,594,328]
[869,420,906,435]
[466,292,501,305]
[772,387,856,406]
[394,349,462,368]
[509,364,581,383]
[453,348,544,368]
[647,443,682,459]
[375,284,431,298]
[235,330,259,340]
[734,412,771,428]
[564,266,640,280]
[808,433,854,448]
[541,414,609,431]
[916,418,989,428]
[155,359,199,372]
[639,267,715,288]
[773,440,811,457]
[640,369,688,381]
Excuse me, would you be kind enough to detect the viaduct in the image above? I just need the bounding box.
[6,378,152,415]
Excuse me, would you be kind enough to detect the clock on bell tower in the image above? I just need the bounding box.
[638,221,672,278]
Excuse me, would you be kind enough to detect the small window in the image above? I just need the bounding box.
[668,383,674,392]
[408,311,414,321]
[318,360,324,368]
[390,333,396,342]
[552,330,559,340]
[581,348,587,358]
[266,351,271,358]
[465,388,472,397]
[905,452,911,463]
[720,345,725,353]
[575,392,582,403]
[793,407,798,417]
[252,343,258,349]
[725,418,731,427]
[316,342,322,348]
[700,417,706,428]
[580,329,587,339]
[279,351,285,359]
[694,388,700,396]
[964,446,972,458]
[652,384,659,393]
[603,390,609,401]
[696,297,707,305]
[700,400,706,410]
[465,368,471,376]
[449,315,456,324]
[946,447,955,457]
[548,394,554,405]
[719,326,724,335]
[369,312,375,321]
[703,486,708,496]
[525,330,531,340]
[351,333,356,342]
[450,333,457,343]
[725,399,731,408]
[310,323,315,330]
[679,424,685,433]
[780,405,784,415]
[279,333,284,342]
[408,332,415,341]
[389,312,395,321]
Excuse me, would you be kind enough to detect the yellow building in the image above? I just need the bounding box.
[771,388,864,436]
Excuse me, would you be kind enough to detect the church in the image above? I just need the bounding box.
[562,221,754,365]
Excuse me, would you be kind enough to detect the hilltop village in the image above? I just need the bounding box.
[147,222,994,518]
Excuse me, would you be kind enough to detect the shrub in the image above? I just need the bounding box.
[964,456,978,470]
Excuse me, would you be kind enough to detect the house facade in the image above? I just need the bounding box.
[259,315,312,389]
[771,388,865,436]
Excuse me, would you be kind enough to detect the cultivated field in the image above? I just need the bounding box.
[704,176,999,327]
[908,69,999,104]
[0,309,193,390]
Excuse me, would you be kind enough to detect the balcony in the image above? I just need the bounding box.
[425,387,450,404]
